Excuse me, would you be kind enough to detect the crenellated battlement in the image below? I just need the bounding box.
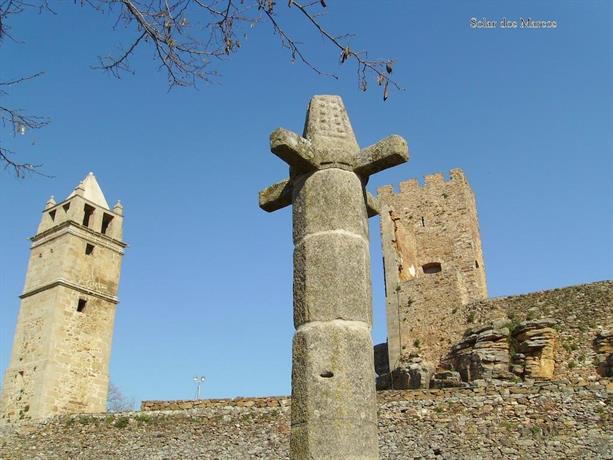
[378,168,469,198]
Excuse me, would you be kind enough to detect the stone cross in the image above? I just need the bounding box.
[259,95,408,459]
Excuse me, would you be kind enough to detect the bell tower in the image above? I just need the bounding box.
[0,173,126,423]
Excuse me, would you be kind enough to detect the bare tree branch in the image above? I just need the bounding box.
[0,71,44,89]
[0,81,50,177]
[99,30,147,77]
[286,0,401,94]
[94,0,238,87]
[1,0,53,177]
[261,4,338,79]
[93,0,401,96]
[0,147,49,178]
[1,0,402,177]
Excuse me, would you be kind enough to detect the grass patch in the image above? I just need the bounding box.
[508,312,520,325]
[78,415,97,425]
[134,414,152,424]
[114,416,130,429]
[504,319,521,334]
[502,421,518,430]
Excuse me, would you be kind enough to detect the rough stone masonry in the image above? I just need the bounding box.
[259,95,408,459]
[0,173,125,424]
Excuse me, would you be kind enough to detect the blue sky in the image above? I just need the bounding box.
[1,1,611,404]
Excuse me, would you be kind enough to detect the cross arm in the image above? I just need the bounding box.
[353,135,409,178]
[270,128,318,172]
[259,178,293,213]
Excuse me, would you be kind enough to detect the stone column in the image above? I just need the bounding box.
[259,95,408,459]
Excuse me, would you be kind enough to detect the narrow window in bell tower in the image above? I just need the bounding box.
[83,204,95,227]
[85,244,95,255]
[101,213,113,235]
[49,210,56,221]
[77,298,87,313]
[63,202,71,213]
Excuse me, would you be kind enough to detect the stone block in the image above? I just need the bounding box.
[291,322,377,427]
[387,356,433,389]
[512,319,557,380]
[445,323,511,382]
[291,312,380,453]
[430,370,468,389]
[291,420,378,460]
[293,233,371,327]
[292,169,368,244]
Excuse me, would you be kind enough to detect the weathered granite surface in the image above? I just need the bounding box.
[259,95,408,459]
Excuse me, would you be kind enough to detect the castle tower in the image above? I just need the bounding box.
[378,169,487,373]
[0,173,126,423]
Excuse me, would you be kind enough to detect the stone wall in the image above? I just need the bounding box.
[461,281,612,383]
[1,382,610,459]
[141,396,288,412]
[377,281,613,387]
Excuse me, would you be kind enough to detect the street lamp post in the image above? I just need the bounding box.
[193,376,206,400]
